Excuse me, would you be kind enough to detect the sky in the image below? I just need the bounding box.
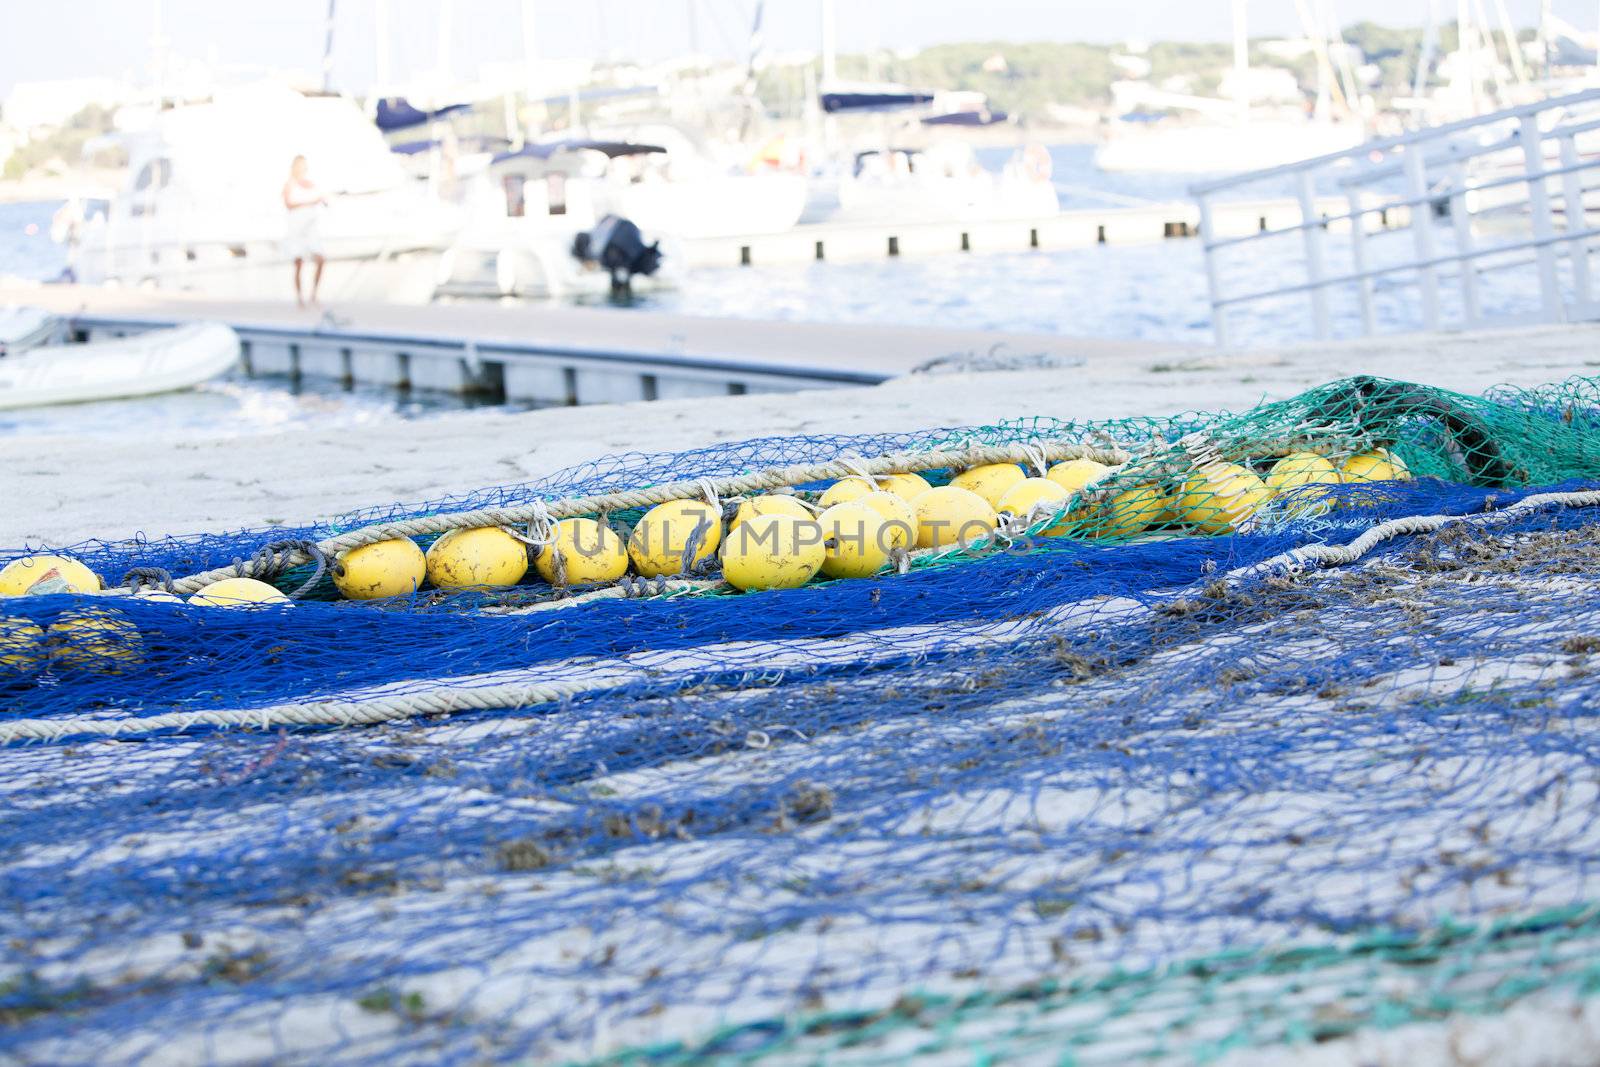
[3,0,1598,97]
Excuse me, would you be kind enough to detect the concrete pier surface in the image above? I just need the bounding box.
[3,317,1596,549]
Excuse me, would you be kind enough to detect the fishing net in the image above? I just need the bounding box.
[5,374,1600,1065]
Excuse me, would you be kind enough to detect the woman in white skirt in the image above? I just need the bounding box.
[282,155,329,307]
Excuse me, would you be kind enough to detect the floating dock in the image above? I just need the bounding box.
[11,286,1177,405]
[680,195,1372,267]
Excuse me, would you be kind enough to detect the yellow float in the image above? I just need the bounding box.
[913,486,998,550]
[1178,463,1272,534]
[189,577,293,607]
[720,513,827,590]
[997,478,1072,535]
[1092,484,1168,538]
[1046,458,1113,494]
[949,463,1027,509]
[1265,451,1342,516]
[48,608,144,672]
[628,499,723,578]
[817,476,875,509]
[819,471,930,508]
[729,494,814,530]
[333,537,427,600]
[0,555,100,596]
[0,616,47,676]
[881,471,932,501]
[1341,449,1411,483]
[1265,451,1342,494]
[425,527,529,590]
[856,490,917,549]
[534,518,630,585]
[818,501,894,579]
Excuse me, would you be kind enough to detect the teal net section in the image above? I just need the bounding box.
[4,376,1600,1064]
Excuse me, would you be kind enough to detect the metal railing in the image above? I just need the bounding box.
[1191,87,1600,347]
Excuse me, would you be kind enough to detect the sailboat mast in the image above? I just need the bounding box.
[1232,0,1249,124]
[374,0,391,96]
[322,0,337,93]
[821,0,837,85]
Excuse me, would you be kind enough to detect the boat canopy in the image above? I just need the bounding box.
[489,139,667,165]
[820,85,936,114]
[375,97,473,132]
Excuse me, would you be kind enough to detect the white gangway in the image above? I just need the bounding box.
[1192,87,1600,346]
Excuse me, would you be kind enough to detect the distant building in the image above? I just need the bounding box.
[3,77,125,139]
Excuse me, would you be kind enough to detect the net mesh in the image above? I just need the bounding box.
[5,375,1600,1065]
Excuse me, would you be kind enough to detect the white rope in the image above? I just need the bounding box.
[1224,488,1600,585]
[1022,442,1051,478]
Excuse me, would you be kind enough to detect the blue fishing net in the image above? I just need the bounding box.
[5,375,1600,1064]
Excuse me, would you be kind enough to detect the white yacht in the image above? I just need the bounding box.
[69,83,460,304]
[438,138,684,300]
[584,123,809,238]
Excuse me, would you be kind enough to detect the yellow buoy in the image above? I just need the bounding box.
[997,477,1072,535]
[1265,451,1342,494]
[720,513,827,591]
[729,494,814,531]
[819,471,929,507]
[48,608,144,672]
[1341,449,1411,483]
[0,555,101,596]
[1178,463,1271,534]
[857,491,917,549]
[534,518,629,586]
[881,471,932,502]
[132,588,185,604]
[1265,451,1342,516]
[1092,484,1168,538]
[425,527,529,590]
[913,485,998,550]
[189,577,292,607]
[818,501,894,579]
[0,616,47,676]
[817,476,875,509]
[333,537,427,600]
[1046,458,1113,494]
[628,499,724,578]
[950,463,1027,509]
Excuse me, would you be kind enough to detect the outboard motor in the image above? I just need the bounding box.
[571,215,663,293]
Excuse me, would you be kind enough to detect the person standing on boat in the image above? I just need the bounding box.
[282,155,329,307]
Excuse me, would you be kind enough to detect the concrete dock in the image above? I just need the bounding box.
[10,285,1178,405]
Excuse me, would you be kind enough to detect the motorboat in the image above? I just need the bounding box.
[437,139,682,300]
[67,83,461,304]
[0,318,239,410]
[804,84,1058,223]
[0,306,63,355]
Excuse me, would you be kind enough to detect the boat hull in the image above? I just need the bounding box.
[0,323,240,410]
